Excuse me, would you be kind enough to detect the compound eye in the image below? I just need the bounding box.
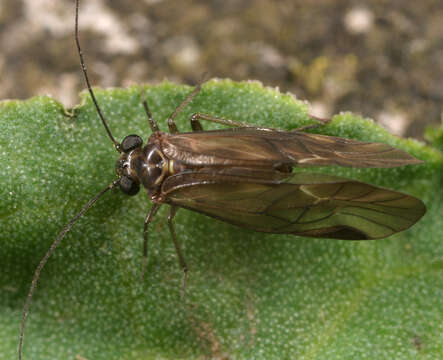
[119,175,140,196]
[121,135,143,153]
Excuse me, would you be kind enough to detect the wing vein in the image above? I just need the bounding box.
[339,211,396,232]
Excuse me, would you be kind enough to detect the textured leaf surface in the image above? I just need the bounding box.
[1,80,442,359]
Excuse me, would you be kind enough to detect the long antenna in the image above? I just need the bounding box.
[18,180,118,360]
[74,0,121,152]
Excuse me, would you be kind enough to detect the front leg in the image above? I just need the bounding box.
[141,203,161,279]
[168,83,204,133]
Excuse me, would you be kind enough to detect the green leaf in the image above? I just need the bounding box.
[1,79,442,359]
[425,120,443,152]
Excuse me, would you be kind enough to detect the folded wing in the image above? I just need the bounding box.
[160,128,422,168]
[162,171,425,240]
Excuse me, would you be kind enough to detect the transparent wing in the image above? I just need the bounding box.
[162,171,425,240]
[159,128,422,168]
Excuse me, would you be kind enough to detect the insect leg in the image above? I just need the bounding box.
[190,113,331,132]
[295,115,331,132]
[141,89,160,133]
[167,206,188,298]
[167,83,203,134]
[190,112,258,131]
[141,203,162,279]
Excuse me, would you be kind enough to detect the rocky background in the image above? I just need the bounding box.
[0,0,441,139]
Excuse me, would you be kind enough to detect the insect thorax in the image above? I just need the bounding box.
[116,141,172,197]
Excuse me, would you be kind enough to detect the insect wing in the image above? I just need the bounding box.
[159,128,422,168]
[162,171,425,240]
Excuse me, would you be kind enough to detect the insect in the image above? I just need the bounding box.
[18,0,426,358]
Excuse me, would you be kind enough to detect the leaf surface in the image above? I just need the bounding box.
[1,80,442,359]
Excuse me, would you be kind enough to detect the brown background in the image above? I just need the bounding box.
[0,0,441,139]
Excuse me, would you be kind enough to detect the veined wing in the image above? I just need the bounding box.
[162,171,425,240]
[159,128,422,168]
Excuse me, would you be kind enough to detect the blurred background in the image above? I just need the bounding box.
[0,0,441,139]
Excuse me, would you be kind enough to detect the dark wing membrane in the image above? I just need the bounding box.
[162,171,425,240]
[160,128,422,168]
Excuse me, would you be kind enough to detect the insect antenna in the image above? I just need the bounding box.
[18,180,119,360]
[74,0,121,152]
